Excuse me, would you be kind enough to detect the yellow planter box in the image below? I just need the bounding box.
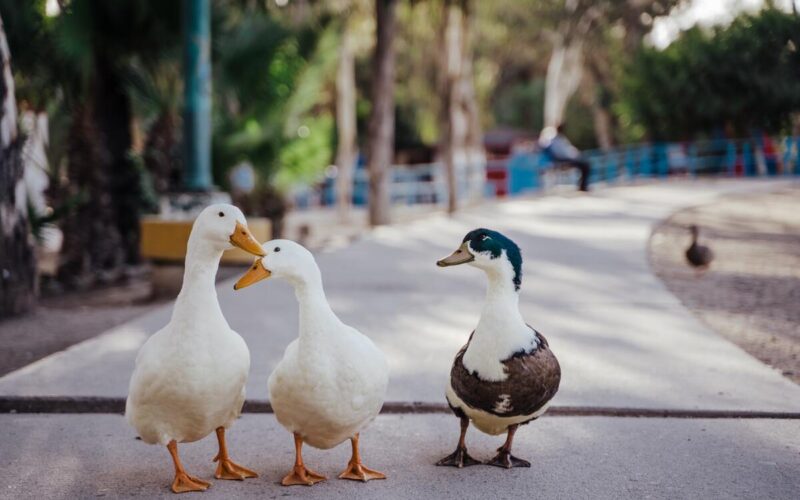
[140,216,271,265]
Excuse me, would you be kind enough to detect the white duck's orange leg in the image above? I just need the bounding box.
[213,427,259,480]
[281,433,327,486]
[338,433,386,482]
[168,440,211,494]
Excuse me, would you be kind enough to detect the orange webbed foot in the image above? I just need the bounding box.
[338,460,387,482]
[281,465,327,486]
[171,472,211,494]
[213,454,259,480]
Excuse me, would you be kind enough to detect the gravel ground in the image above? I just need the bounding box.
[648,186,800,384]
[0,267,245,377]
[0,280,160,377]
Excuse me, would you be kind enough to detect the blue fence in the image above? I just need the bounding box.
[292,136,799,208]
[293,159,485,209]
[506,136,799,196]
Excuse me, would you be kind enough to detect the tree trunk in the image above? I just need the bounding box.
[581,65,615,150]
[439,0,462,214]
[590,100,614,150]
[0,15,37,317]
[58,56,139,286]
[460,1,484,205]
[544,34,584,128]
[57,102,124,287]
[439,0,481,214]
[335,19,357,222]
[144,110,181,193]
[94,57,140,266]
[366,0,397,226]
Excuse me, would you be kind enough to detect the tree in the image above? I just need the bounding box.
[335,16,357,221]
[366,0,398,226]
[0,13,37,317]
[623,7,800,140]
[534,0,681,138]
[439,0,483,214]
[51,1,181,285]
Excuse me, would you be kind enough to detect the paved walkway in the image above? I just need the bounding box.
[2,179,799,410]
[2,414,799,499]
[1,179,799,499]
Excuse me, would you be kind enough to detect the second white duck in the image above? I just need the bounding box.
[234,240,388,486]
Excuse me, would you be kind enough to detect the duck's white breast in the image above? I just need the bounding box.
[126,323,250,445]
[268,328,388,449]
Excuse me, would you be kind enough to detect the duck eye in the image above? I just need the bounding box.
[218,212,225,217]
[274,247,281,252]
[480,234,489,240]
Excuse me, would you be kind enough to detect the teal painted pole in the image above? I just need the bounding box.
[183,0,212,191]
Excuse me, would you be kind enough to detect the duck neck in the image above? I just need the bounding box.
[478,267,526,329]
[469,265,533,361]
[292,271,340,348]
[172,234,225,326]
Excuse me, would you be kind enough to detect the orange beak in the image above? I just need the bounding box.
[234,259,271,290]
[229,221,266,257]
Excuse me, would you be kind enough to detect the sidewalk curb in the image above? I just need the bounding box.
[2,396,800,419]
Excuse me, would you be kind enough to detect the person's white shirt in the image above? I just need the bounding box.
[539,126,581,160]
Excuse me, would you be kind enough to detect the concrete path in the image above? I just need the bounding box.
[2,179,799,411]
[2,413,799,499]
[2,179,800,500]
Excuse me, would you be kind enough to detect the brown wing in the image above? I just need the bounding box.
[450,330,561,418]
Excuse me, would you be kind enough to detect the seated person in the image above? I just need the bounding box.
[539,124,591,192]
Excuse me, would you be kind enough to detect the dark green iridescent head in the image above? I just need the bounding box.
[462,228,523,290]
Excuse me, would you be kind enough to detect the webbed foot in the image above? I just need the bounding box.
[171,472,211,493]
[436,446,481,468]
[339,461,386,482]
[281,465,327,486]
[486,449,530,469]
[213,455,258,480]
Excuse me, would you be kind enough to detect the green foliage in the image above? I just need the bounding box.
[275,114,335,189]
[623,7,800,140]
[211,8,337,189]
[492,80,545,133]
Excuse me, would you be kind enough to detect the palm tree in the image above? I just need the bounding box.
[51,1,181,285]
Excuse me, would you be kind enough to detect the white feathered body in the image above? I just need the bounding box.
[268,322,388,450]
[126,314,250,445]
[126,234,251,446]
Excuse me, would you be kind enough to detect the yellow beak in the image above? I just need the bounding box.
[436,241,475,267]
[234,259,271,290]
[229,221,266,256]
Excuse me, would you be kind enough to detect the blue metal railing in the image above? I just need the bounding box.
[506,136,799,195]
[293,159,486,209]
[291,136,799,209]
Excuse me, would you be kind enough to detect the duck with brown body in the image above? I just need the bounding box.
[685,225,714,272]
[435,229,561,469]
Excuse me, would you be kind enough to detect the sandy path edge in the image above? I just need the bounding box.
[648,187,800,384]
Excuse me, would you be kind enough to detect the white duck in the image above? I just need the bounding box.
[233,240,388,486]
[126,204,265,493]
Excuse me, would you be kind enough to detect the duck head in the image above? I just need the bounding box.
[192,204,265,256]
[233,239,318,290]
[437,228,523,291]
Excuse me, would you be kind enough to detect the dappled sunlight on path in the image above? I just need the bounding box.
[1,179,798,412]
